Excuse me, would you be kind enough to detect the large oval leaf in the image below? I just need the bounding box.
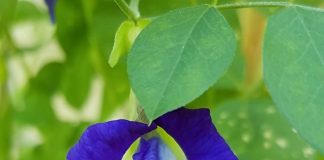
[128,5,236,120]
[263,6,324,153]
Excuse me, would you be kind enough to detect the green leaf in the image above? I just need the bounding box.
[56,0,93,108]
[188,52,245,108]
[128,5,236,120]
[263,6,324,153]
[213,98,318,159]
[109,19,150,67]
[109,21,134,67]
[60,53,93,108]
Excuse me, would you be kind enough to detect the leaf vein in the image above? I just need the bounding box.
[293,7,324,67]
[151,7,212,116]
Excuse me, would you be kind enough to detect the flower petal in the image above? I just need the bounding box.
[154,107,238,160]
[133,137,176,160]
[44,0,56,22]
[67,120,156,160]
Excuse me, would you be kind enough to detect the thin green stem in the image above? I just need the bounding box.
[136,105,149,124]
[114,0,139,23]
[129,0,140,18]
[212,0,218,5]
[215,2,292,10]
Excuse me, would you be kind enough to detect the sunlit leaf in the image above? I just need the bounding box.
[109,19,150,67]
[109,21,134,67]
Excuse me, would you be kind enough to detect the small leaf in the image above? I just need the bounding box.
[212,98,318,160]
[109,19,149,67]
[128,19,150,45]
[128,5,236,120]
[109,21,134,67]
[263,6,324,153]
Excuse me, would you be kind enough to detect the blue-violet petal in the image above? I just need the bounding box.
[67,120,156,160]
[154,107,238,160]
[44,0,56,22]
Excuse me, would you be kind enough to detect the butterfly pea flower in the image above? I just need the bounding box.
[44,0,57,22]
[67,107,238,160]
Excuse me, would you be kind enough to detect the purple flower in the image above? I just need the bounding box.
[67,107,238,160]
[44,0,57,22]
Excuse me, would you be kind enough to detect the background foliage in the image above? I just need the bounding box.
[0,0,323,159]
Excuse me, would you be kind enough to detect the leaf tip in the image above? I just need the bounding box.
[108,56,117,68]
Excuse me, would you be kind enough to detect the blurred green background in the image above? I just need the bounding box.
[1,0,324,160]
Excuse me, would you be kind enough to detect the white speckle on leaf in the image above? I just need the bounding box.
[220,112,228,119]
[303,147,315,158]
[241,133,251,143]
[276,138,288,149]
[292,128,298,134]
[266,106,275,114]
[263,130,272,139]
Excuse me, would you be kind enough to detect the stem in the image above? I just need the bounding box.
[212,0,218,5]
[136,105,149,124]
[129,0,140,18]
[114,0,139,23]
[216,2,291,10]
[129,90,150,124]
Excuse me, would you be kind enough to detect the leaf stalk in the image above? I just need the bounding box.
[216,2,291,10]
[114,0,139,23]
